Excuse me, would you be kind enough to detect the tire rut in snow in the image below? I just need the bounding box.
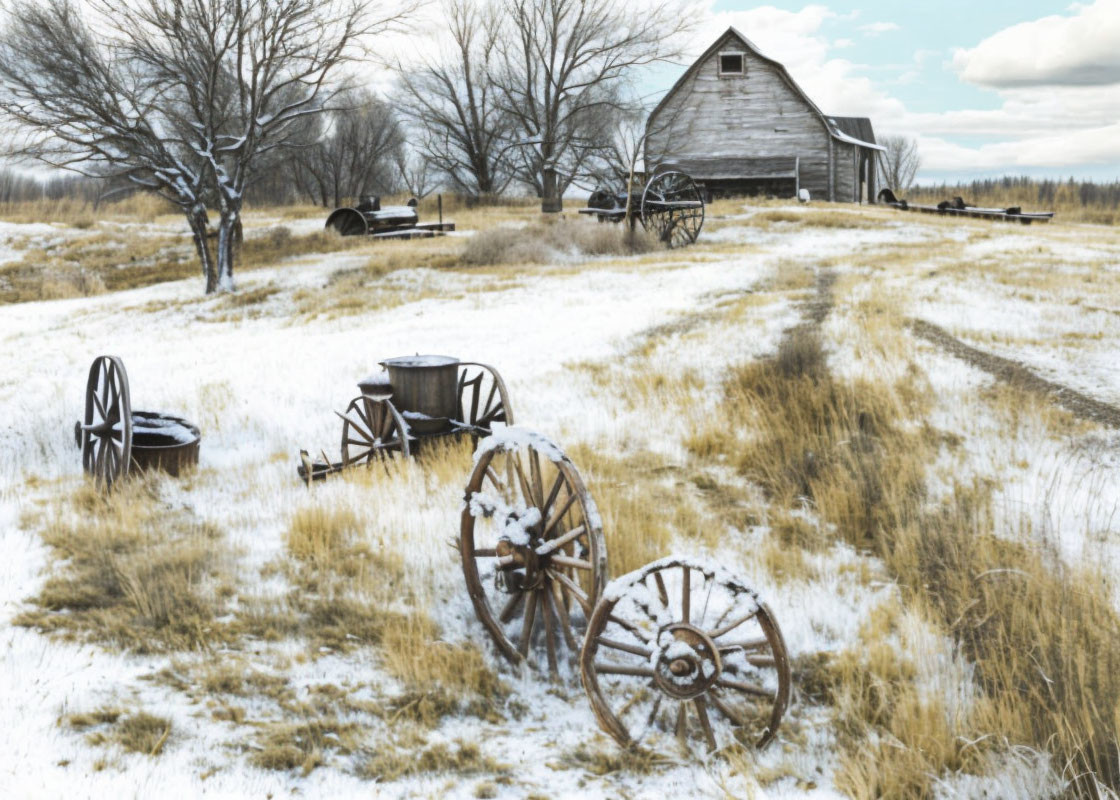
[779,268,835,344]
[910,318,1120,429]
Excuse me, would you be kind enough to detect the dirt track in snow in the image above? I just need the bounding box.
[911,318,1120,429]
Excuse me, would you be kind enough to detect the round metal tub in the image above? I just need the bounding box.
[379,355,460,434]
[130,411,201,476]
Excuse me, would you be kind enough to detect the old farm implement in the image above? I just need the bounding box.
[878,189,1054,225]
[459,426,793,755]
[298,355,512,482]
[325,195,455,240]
[75,356,201,488]
[581,170,705,248]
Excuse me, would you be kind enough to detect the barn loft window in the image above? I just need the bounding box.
[718,53,744,76]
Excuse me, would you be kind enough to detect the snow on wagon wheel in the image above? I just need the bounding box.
[461,427,607,680]
[80,355,133,489]
[580,557,791,754]
[337,396,411,467]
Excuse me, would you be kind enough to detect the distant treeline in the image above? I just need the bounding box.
[909,176,1120,224]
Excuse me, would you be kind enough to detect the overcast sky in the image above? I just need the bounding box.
[663,0,1120,183]
[56,0,1120,185]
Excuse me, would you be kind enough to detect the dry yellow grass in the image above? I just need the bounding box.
[461,217,660,266]
[15,478,230,653]
[690,316,1120,793]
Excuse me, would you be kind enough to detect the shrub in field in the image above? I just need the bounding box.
[461,218,659,266]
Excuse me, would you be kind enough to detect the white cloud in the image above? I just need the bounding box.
[859,21,899,35]
[953,0,1120,87]
[833,38,854,49]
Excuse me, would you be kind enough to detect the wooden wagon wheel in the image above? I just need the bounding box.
[640,171,705,248]
[580,557,791,754]
[456,362,514,436]
[338,396,411,466]
[461,427,607,680]
[81,355,133,489]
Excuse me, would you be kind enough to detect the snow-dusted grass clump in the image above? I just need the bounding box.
[461,217,659,266]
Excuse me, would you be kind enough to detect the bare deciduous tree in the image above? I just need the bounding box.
[395,0,514,198]
[394,149,437,199]
[289,91,405,207]
[491,0,689,208]
[0,0,404,293]
[878,135,921,195]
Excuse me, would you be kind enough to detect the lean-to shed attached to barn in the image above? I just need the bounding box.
[645,27,883,202]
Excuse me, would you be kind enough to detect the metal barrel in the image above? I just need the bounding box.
[129,410,201,477]
[379,355,460,429]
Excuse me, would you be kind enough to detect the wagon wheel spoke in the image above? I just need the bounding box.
[517,588,538,658]
[580,559,791,754]
[92,387,107,421]
[542,490,578,538]
[499,590,526,624]
[694,696,717,751]
[681,566,691,624]
[540,472,564,522]
[550,579,579,652]
[542,588,559,676]
[652,571,670,609]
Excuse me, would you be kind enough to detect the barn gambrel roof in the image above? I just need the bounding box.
[649,27,884,152]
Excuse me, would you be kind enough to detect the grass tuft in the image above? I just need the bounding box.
[462,218,659,266]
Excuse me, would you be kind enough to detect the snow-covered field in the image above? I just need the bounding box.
[1,204,1117,798]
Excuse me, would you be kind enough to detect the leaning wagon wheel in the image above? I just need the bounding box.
[580,558,791,754]
[338,396,411,466]
[456,362,514,437]
[81,355,133,489]
[461,427,607,680]
[640,171,705,248]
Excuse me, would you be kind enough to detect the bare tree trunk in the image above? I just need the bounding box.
[215,205,240,292]
[187,205,219,294]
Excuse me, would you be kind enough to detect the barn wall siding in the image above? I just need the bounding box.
[646,31,863,202]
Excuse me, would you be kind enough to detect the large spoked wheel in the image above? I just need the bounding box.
[81,355,133,489]
[461,427,607,680]
[338,396,411,466]
[580,558,791,754]
[640,171,705,248]
[456,362,514,437]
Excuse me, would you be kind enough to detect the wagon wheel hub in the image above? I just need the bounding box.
[494,536,545,591]
[653,623,722,700]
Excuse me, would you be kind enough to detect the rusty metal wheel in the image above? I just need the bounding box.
[456,362,514,436]
[80,355,133,489]
[338,396,411,466]
[640,171,705,248]
[580,557,791,754]
[461,427,607,680]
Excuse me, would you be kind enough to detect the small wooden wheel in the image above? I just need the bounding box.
[580,557,791,754]
[461,427,607,680]
[640,171,705,248]
[81,355,133,489]
[338,396,411,466]
[456,362,514,436]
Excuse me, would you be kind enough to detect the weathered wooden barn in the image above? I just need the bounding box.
[645,27,883,202]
